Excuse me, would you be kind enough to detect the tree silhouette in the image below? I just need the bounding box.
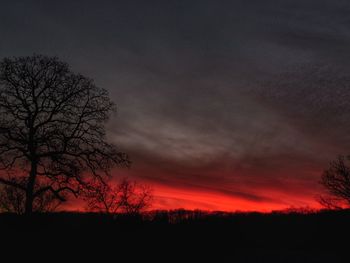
[84,178,153,215]
[0,177,64,214]
[319,156,350,209]
[0,55,129,214]
[0,178,25,214]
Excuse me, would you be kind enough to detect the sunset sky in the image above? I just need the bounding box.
[2,0,350,211]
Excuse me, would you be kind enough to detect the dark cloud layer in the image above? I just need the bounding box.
[1,0,350,210]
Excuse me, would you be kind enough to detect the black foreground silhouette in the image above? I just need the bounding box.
[1,209,348,262]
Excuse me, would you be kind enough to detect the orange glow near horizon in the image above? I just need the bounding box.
[149,183,322,212]
[63,181,323,213]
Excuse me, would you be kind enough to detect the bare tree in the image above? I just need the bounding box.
[316,195,345,210]
[84,180,120,214]
[117,179,153,215]
[0,178,26,214]
[0,177,64,214]
[319,156,350,209]
[84,178,153,215]
[0,55,129,214]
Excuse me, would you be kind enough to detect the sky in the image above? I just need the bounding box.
[2,0,350,211]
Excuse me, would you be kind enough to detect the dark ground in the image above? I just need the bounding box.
[1,210,349,262]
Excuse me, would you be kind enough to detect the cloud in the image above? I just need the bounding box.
[1,0,349,210]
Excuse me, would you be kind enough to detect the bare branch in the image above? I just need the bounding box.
[0,55,129,214]
[83,178,153,215]
[319,155,350,209]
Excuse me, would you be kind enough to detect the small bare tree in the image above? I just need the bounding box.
[317,195,345,210]
[319,156,350,209]
[117,179,153,214]
[0,55,129,214]
[84,180,120,214]
[84,178,153,215]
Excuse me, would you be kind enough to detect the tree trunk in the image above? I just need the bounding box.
[25,161,37,215]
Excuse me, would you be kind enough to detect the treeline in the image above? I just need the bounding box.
[1,207,349,226]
